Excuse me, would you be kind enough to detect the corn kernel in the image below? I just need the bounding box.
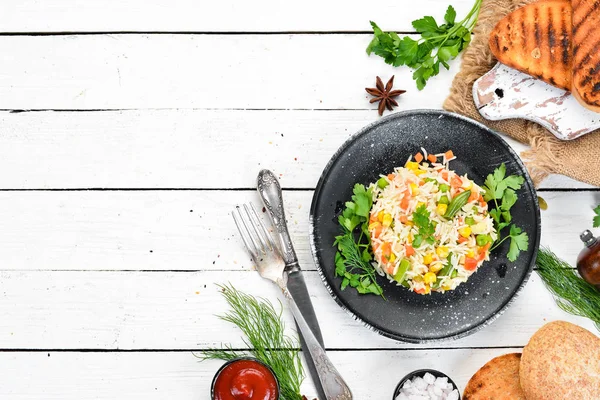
[417,202,426,209]
[429,263,444,273]
[368,222,381,231]
[377,211,384,222]
[409,183,420,196]
[382,213,393,227]
[422,253,434,265]
[458,226,472,238]
[406,220,414,227]
[405,161,419,171]
[407,233,413,243]
[442,284,452,291]
[466,249,475,258]
[388,253,396,263]
[414,169,427,176]
[436,246,449,258]
[424,272,437,284]
[436,203,448,216]
[423,285,431,294]
[462,180,473,190]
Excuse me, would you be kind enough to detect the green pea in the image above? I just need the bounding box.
[439,184,449,193]
[465,216,475,226]
[476,234,492,247]
[377,177,389,189]
[438,196,449,205]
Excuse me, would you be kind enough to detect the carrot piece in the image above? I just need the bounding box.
[386,265,395,274]
[369,214,378,224]
[400,190,411,210]
[441,171,449,181]
[427,154,437,163]
[444,150,454,159]
[458,236,468,244]
[468,190,479,203]
[451,175,462,188]
[464,257,478,271]
[405,245,415,257]
[387,173,395,180]
[399,215,409,224]
[373,224,383,238]
[414,152,424,163]
[380,242,392,257]
[480,243,491,254]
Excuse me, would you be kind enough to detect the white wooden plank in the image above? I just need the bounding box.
[0,348,522,399]
[0,190,592,272]
[0,270,596,350]
[0,110,591,189]
[0,190,592,271]
[0,34,460,110]
[1,0,475,33]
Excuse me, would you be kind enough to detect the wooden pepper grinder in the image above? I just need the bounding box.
[577,230,600,290]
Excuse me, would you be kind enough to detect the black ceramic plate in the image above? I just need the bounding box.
[309,110,540,343]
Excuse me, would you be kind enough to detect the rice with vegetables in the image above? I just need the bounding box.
[368,149,496,294]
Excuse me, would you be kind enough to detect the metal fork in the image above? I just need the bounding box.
[233,203,353,400]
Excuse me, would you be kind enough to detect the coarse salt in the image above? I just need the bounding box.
[395,373,459,400]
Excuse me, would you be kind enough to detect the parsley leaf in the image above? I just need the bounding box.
[367,1,483,89]
[485,164,529,262]
[444,5,457,24]
[412,205,436,247]
[594,205,600,228]
[508,225,529,262]
[334,183,384,298]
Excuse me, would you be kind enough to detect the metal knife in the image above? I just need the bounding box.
[258,169,350,400]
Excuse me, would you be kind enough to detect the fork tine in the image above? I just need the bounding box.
[248,203,277,251]
[232,206,259,259]
[243,204,268,253]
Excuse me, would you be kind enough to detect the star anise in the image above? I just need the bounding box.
[365,76,406,116]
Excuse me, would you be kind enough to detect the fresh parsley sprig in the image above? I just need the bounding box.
[334,184,385,298]
[482,164,529,262]
[412,204,436,247]
[366,0,483,90]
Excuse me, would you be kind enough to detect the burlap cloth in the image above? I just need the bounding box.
[443,0,600,187]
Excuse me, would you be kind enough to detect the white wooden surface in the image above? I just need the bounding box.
[1,2,599,399]
[0,1,476,33]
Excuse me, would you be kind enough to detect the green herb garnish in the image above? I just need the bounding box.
[197,284,304,400]
[334,183,385,297]
[366,1,483,90]
[593,205,600,228]
[537,248,600,332]
[412,204,436,247]
[482,163,529,262]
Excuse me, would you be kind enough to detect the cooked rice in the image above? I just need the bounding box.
[368,151,496,294]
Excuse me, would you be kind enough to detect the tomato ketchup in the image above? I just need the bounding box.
[212,358,279,400]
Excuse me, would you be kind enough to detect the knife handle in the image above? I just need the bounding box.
[284,288,353,400]
[257,169,298,268]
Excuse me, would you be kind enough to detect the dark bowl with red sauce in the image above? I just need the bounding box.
[211,357,280,400]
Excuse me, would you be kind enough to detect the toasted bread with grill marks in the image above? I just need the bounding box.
[572,0,600,111]
[489,0,573,90]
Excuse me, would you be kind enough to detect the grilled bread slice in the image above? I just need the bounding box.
[572,0,600,111]
[489,0,573,90]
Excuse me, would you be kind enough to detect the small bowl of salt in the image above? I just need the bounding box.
[393,369,460,400]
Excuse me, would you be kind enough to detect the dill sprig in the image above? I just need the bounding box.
[196,284,304,400]
[536,248,600,332]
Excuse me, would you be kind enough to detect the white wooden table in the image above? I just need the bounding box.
[1,1,598,398]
